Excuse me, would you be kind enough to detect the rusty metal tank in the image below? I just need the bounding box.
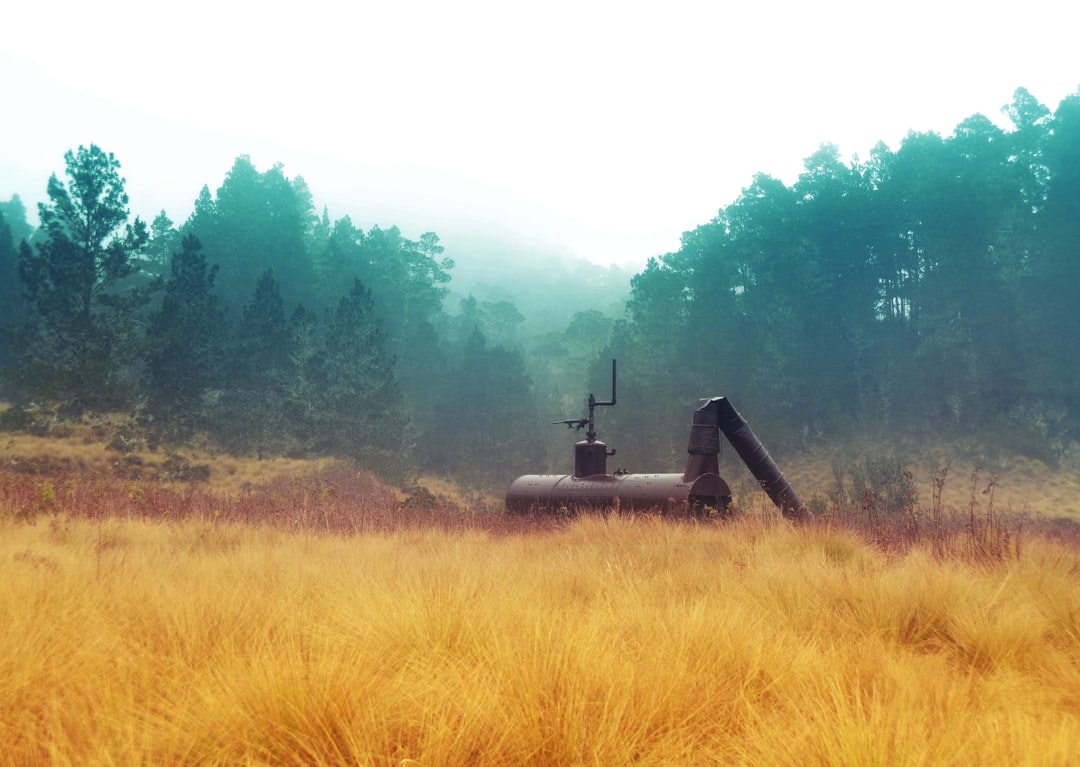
[505,361,807,520]
[506,471,732,515]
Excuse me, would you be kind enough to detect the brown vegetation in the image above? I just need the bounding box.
[2,430,1080,765]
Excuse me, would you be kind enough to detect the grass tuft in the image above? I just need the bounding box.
[2,430,1080,764]
[3,510,1079,764]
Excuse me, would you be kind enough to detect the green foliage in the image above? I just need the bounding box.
[143,235,226,440]
[350,226,454,385]
[0,203,27,369]
[988,400,1071,466]
[183,156,317,312]
[421,329,541,491]
[314,278,410,478]
[5,91,1079,494]
[210,269,291,455]
[610,87,1080,468]
[144,210,180,279]
[197,272,411,477]
[12,145,151,411]
[0,195,33,246]
[0,406,30,432]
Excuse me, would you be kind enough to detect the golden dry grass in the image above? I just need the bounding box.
[3,422,1079,763]
[6,410,1079,518]
[734,446,1080,523]
[3,512,1079,765]
[0,422,338,496]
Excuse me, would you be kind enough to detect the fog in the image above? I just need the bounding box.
[3,1,1077,271]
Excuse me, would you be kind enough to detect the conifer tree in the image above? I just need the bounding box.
[212,269,290,456]
[144,235,225,439]
[317,278,410,478]
[13,145,150,411]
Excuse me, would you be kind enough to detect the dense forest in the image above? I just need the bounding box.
[588,87,1080,471]
[1,86,1078,490]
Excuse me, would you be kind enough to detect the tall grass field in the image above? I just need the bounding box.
[2,434,1079,764]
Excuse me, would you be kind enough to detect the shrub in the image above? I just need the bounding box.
[836,450,917,516]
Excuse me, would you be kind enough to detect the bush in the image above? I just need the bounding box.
[835,450,917,515]
[0,405,29,432]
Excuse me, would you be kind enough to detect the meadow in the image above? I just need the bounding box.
[2,432,1080,765]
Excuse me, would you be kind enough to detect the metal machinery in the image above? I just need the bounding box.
[505,361,809,520]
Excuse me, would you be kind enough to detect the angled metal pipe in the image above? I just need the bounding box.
[706,397,809,521]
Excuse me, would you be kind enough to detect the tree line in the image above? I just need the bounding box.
[590,87,1080,470]
[0,149,566,486]
[2,85,1078,491]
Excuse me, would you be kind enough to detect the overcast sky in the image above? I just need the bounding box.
[2,0,1077,268]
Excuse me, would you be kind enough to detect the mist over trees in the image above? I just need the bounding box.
[1,86,1078,491]
[0,144,626,489]
[0,201,28,367]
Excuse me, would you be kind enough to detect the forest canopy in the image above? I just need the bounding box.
[1,86,1078,487]
[590,87,1080,468]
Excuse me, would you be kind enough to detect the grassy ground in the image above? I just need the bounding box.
[2,512,1078,765]
[2,425,1079,764]
[5,417,1080,519]
[722,443,1080,524]
[0,419,337,495]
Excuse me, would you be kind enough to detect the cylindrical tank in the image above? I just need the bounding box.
[505,472,731,514]
[506,390,805,520]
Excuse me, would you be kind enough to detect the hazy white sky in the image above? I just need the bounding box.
[2,0,1077,268]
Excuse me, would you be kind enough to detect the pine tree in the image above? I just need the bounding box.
[318,279,410,478]
[143,235,226,440]
[13,145,150,412]
[0,207,25,370]
[212,269,290,456]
